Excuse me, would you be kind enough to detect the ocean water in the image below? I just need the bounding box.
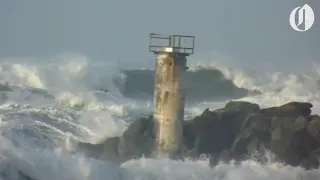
[0,53,320,180]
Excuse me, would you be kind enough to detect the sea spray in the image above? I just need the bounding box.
[0,53,320,179]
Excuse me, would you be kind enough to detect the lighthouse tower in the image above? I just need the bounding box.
[149,33,195,157]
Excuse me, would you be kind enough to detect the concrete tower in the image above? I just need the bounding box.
[149,33,195,157]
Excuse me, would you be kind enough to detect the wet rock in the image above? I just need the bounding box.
[232,113,271,156]
[75,101,320,168]
[76,119,153,163]
[260,102,312,117]
[209,150,244,166]
[100,137,120,163]
[191,102,320,167]
[223,101,260,113]
[217,101,261,137]
[184,101,260,155]
[117,115,154,161]
[307,115,320,144]
[269,116,317,166]
[77,115,154,163]
[185,109,231,154]
[240,113,271,131]
[300,148,320,169]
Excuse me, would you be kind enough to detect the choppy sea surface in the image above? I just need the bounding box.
[0,53,320,180]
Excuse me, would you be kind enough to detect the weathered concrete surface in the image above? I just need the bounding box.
[152,53,186,157]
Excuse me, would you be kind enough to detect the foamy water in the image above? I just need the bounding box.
[0,53,320,180]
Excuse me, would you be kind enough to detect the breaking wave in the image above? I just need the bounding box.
[0,52,320,179]
[119,68,260,102]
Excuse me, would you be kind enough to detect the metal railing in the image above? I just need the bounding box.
[149,33,195,55]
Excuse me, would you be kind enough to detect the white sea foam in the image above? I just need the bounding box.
[0,52,320,179]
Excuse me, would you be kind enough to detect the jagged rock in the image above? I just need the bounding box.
[233,113,271,156]
[231,113,271,154]
[270,116,318,166]
[184,101,260,155]
[307,115,320,144]
[74,101,320,169]
[75,116,154,163]
[117,115,154,161]
[100,137,120,163]
[223,101,260,113]
[209,150,244,166]
[231,131,269,164]
[300,148,320,169]
[240,113,271,131]
[260,102,312,117]
[185,109,230,154]
[217,101,261,138]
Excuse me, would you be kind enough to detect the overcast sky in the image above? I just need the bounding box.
[0,0,318,70]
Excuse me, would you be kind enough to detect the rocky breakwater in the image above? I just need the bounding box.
[76,101,320,169]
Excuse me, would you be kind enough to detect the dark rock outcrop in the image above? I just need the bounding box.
[75,101,320,169]
[75,115,154,163]
[269,116,317,166]
[117,115,154,161]
[260,102,312,117]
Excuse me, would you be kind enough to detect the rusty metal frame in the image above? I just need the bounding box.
[149,33,195,55]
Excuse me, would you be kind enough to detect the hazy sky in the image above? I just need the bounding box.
[0,0,318,69]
